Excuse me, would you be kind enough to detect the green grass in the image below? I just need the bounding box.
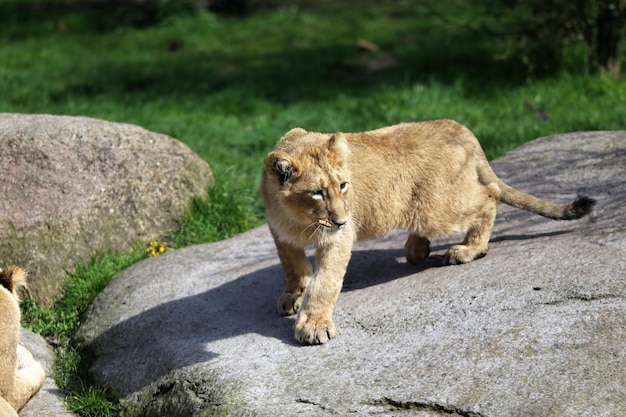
[4,1,625,416]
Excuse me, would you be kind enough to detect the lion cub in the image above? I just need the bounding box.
[0,266,45,417]
[261,120,595,345]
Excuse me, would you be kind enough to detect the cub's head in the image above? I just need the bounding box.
[263,128,352,243]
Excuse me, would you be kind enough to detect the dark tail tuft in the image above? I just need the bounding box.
[565,196,596,220]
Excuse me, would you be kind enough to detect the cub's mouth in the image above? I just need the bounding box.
[318,218,348,232]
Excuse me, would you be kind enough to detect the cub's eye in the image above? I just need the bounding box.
[311,189,324,199]
[339,182,348,192]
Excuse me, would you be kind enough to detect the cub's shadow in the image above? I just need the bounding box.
[84,247,434,394]
[343,246,446,291]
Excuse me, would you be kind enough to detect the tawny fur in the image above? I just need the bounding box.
[0,266,45,417]
[261,119,595,345]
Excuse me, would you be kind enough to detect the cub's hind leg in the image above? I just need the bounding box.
[443,191,497,265]
[404,233,431,265]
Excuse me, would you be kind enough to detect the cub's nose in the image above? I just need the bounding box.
[331,218,348,229]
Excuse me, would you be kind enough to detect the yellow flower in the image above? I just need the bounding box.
[145,240,170,257]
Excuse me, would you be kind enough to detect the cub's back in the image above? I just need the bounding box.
[336,120,486,239]
[346,119,480,156]
[344,120,484,192]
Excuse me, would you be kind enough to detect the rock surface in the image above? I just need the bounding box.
[74,131,625,417]
[0,113,213,304]
[18,329,74,417]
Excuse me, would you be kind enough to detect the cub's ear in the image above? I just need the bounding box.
[0,265,28,300]
[265,151,298,186]
[280,127,307,144]
[328,133,350,163]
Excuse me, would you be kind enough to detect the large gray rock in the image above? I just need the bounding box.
[0,114,213,304]
[74,131,625,417]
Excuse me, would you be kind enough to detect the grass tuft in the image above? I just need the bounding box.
[64,385,117,417]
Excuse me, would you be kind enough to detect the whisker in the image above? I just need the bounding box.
[318,225,327,245]
[348,214,363,232]
[301,221,319,238]
[309,223,324,241]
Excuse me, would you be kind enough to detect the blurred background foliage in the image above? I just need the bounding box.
[3,0,622,72]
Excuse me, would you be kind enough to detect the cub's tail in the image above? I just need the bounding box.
[477,164,596,220]
[497,180,595,220]
[0,265,28,300]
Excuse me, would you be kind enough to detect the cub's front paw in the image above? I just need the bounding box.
[443,244,486,265]
[278,291,304,316]
[294,314,336,345]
